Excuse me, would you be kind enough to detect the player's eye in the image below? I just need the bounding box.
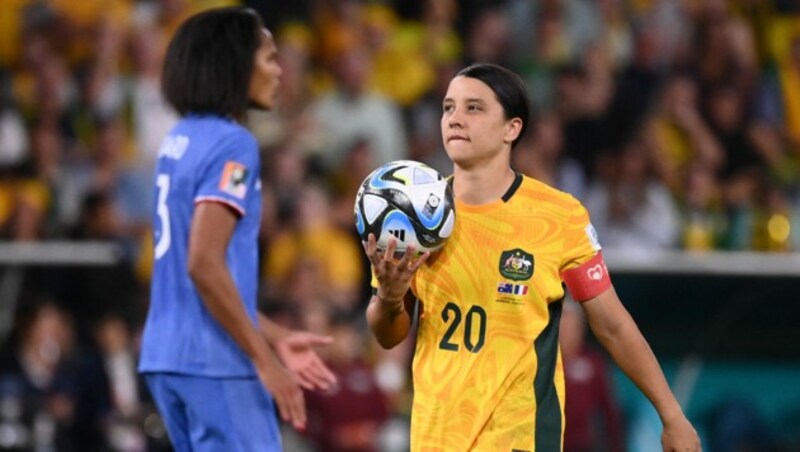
[442,104,454,113]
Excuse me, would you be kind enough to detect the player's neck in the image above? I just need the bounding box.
[453,164,516,206]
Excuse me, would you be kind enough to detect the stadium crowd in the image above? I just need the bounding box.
[0,0,799,450]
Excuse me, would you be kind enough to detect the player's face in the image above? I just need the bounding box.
[441,76,517,167]
[248,29,282,110]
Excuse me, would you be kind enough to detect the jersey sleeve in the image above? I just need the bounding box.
[559,198,611,301]
[194,130,259,216]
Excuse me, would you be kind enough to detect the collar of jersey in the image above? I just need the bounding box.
[451,171,523,213]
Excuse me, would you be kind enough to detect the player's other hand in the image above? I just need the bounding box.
[275,331,337,391]
[255,352,306,431]
[363,233,429,302]
[661,414,701,451]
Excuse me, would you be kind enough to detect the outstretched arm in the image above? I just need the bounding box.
[580,286,700,451]
[258,314,337,391]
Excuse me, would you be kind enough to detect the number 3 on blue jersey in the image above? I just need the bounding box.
[155,174,171,259]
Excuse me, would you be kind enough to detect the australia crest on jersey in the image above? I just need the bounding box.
[499,248,534,281]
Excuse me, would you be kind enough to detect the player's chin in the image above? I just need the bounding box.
[248,95,277,111]
[444,149,473,167]
[444,141,471,157]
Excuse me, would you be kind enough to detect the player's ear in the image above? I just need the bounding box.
[503,117,523,145]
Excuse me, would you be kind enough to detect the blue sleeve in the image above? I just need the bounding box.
[194,129,259,216]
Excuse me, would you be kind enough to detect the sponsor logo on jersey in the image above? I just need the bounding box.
[499,248,535,281]
[219,161,248,198]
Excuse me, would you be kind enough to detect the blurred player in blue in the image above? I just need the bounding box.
[138,7,337,451]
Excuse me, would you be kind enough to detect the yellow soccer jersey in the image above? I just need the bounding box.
[408,173,602,451]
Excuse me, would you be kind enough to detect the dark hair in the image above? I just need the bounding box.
[457,63,530,149]
[162,7,265,118]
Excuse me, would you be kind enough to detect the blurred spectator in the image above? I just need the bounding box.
[78,16,128,124]
[648,74,724,196]
[513,111,586,200]
[93,314,168,452]
[405,61,460,175]
[264,183,364,311]
[46,0,133,66]
[265,140,311,222]
[463,4,512,67]
[311,0,364,70]
[606,22,667,151]
[681,163,727,251]
[306,42,408,172]
[361,4,436,107]
[703,83,766,180]
[154,0,194,41]
[327,138,380,227]
[0,172,50,242]
[249,22,318,150]
[584,135,681,252]
[57,191,144,338]
[15,34,76,135]
[560,300,624,452]
[508,0,600,68]
[0,72,28,169]
[514,3,569,111]
[0,116,51,241]
[691,0,758,96]
[0,300,110,451]
[58,116,150,238]
[595,0,633,70]
[557,44,617,181]
[758,32,800,151]
[418,0,462,68]
[304,310,391,452]
[127,22,178,177]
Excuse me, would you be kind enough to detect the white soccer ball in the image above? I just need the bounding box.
[354,160,456,254]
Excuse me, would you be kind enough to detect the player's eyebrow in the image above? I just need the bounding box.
[443,97,487,104]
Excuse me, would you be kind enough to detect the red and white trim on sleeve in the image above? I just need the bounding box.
[195,196,245,217]
[561,251,612,302]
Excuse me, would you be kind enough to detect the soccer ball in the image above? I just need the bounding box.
[354,160,456,254]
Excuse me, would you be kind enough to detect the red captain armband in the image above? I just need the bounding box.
[561,252,612,302]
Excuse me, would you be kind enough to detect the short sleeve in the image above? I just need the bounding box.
[559,198,611,301]
[559,197,602,273]
[194,130,259,216]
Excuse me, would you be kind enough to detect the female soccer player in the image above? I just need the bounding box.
[364,63,700,451]
[138,7,336,450]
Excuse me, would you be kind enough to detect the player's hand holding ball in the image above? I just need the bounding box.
[355,160,456,308]
[363,233,429,309]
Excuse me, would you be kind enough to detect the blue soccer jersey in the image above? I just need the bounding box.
[139,115,262,378]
